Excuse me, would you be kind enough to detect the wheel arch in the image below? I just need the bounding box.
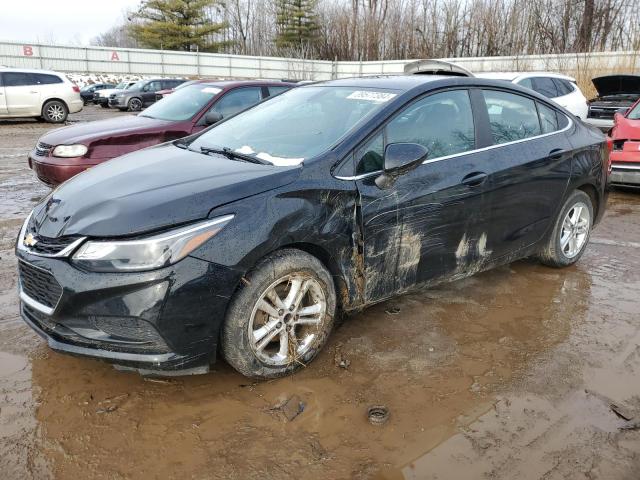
[41,97,69,116]
[576,182,600,220]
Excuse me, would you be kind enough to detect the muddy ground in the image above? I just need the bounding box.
[0,107,639,480]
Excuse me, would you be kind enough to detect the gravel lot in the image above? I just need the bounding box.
[1,106,639,479]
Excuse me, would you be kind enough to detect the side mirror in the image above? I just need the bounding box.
[204,111,223,125]
[375,142,428,189]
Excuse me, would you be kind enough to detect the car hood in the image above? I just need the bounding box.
[592,75,640,97]
[38,115,174,146]
[31,144,301,238]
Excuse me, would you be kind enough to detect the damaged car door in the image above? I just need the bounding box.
[353,89,488,302]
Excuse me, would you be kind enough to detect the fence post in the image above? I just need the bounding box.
[84,47,89,73]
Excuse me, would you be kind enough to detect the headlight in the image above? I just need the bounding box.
[72,215,234,272]
[52,144,88,157]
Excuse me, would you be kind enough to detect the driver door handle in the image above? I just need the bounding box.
[461,171,488,187]
[549,148,566,159]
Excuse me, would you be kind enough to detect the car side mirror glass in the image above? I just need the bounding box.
[375,142,428,189]
[142,85,149,92]
[204,111,223,125]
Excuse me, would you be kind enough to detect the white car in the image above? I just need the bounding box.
[0,67,82,123]
[93,81,138,108]
[476,72,589,119]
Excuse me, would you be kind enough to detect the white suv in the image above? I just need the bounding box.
[476,72,589,119]
[0,68,83,123]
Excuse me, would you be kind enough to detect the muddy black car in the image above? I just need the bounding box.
[16,76,609,378]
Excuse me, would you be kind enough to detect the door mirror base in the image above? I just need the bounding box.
[375,142,428,188]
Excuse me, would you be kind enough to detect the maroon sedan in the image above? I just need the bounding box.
[28,80,294,187]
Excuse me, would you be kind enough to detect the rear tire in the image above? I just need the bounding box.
[41,100,68,123]
[538,190,593,268]
[221,249,336,379]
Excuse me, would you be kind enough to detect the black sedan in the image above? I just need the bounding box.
[79,83,115,105]
[16,76,609,378]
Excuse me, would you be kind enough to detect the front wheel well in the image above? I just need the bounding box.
[274,243,349,311]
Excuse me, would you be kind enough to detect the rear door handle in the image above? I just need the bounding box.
[461,171,488,187]
[549,148,566,159]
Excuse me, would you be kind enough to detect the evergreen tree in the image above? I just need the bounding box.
[130,0,228,52]
[275,0,320,51]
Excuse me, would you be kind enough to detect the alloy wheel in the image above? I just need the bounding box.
[47,104,65,122]
[129,98,142,111]
[560,201,590,258]
[248,274,327,366]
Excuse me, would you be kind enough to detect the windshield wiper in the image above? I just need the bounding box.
[199,146,271,165]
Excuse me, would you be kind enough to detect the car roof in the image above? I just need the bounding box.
[315,75,449,92]
[197,79,296,88]
[0,67,64,76]
[476,72,576,82]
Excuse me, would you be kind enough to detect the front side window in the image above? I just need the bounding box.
[141,84,222,121]
[190,86,397,165]
[356,89,475,174]
[483,90,542,144]
[209,87,263,118]
[144,81,162,92]
[3,72,35,87]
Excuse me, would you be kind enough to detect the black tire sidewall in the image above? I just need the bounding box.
[222,249,336,378]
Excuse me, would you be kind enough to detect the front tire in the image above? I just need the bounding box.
[221,249,336,379]
[538,190,593,268]
[127,97,143,112]
[41,100,68,123]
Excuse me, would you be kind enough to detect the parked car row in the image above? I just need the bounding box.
[16,71,609,379]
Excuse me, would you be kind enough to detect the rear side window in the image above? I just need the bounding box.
[267,86,291,97]
[531,77,559,98]
[3,72,35,87]
[537,102,559,133]
[552,78,573,96]
[33,74,63,85]
[482,90,541,144]
[355,89,475,174]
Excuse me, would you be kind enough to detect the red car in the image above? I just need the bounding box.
[28,80,294,187]
[608,98,640,186]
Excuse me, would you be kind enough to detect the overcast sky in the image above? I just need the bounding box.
[0,0,140,45]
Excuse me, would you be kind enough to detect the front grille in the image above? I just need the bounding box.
[23,217,79,256]
[35,142,53,157]
[19,261,63,309]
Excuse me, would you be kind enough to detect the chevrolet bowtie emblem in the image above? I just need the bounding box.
[24,233,38,248]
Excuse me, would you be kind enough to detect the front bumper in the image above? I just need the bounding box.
[584,117,614,132]
[94,96,109,105]
[16,249,242,373]
[108,96,126,107]
[28,153,94,187]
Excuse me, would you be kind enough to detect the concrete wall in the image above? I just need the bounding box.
[1,40,638,80]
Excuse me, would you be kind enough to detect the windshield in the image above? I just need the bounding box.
[628,102,640,120]
[141,84,222,121]
[129,80,146,91]
[190,86,398,165]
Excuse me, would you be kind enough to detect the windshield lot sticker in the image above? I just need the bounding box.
[201,87,222,94]
[347,91,397,103]
[256,152,304,166]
